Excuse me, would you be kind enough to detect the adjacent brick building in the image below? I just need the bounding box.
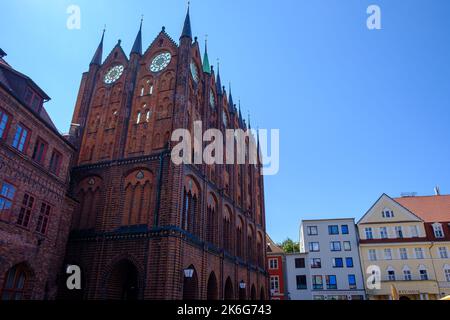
[0,49,76,300]
[266,236,286,300]
[60,8,268,300]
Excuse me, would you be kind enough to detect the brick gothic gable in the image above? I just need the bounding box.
[61,10,268,300]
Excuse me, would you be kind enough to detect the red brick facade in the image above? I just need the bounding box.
[0,52,76,300]
[60,11,268,300]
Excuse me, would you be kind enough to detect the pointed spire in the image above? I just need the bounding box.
[202,37,211,74]
[248,112,251,129]
[90,28,105,66]
[238,100,243,125]
[228,83,234,111]
[131,17,143,55]
[181,3,192,39]
[216,61,222,95]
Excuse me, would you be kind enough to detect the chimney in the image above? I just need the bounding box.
[434,186,441,196]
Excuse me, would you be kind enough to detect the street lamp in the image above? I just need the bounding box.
[239,281,246,289]
[184,268,194,278]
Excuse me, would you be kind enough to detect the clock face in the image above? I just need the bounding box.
[209,89,215,109]
[150,52,172,73]
[222,111,228,127]
[104,65,124,84]
[190,61,199,83]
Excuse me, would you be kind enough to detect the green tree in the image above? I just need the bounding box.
[279,238,300,253]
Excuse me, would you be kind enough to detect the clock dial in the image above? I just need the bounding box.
[104,65,124,84]
[150,52,172,73]
[190,61,199,83]
[209,89,215,109]
[222,111,228,127]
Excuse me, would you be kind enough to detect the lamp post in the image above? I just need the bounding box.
[184,268,194,278]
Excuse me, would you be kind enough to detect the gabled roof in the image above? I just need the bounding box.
[266,235,284,254]
[394,195,450,223]
[358,193,423,224]
[0,59,60,132]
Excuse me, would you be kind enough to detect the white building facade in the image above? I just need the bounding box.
[286,219,366,300]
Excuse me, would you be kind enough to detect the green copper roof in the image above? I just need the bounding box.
[202,41,211,74]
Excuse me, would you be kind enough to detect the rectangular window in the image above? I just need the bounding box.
[343,241,351,251]
[369,249,377,261]
[330,241,341,252]
[445,269,450,282]
[438,247,448,259]
[410,225,419,238]
[365,228,373,240]
[309,242,320,252]
[49,150,62,175]
[330,241,342,251]
[399,248,408,260]
[415,248,424,259]
[36,202,51,235]
[326,275,337,290]
[380,227,388,239]
[32,137,48,165]
[310,258,322,269]
[307,226,318,236]
[296,275,307,290]
[12,124,29,152]
[395,226,404,239]
[341,225,349,235]
[388,270,396,281]
[384,248,393,260]
[419,270,428,281]
[270,276,280,293]
[17,193,35,228]
[404,270,412,281]
[295,258,305,269]
[433,225,444,238]
[346,257,354,268]
[0,109,10,139]
[348,275,357,289]
[312,275,323,290]
[328,225,339,235]
[269,258,278,270]
[0,182,16,215]
[333,258,344,268]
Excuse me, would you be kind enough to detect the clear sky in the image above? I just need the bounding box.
[2,0,450,244]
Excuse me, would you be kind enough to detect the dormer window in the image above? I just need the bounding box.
[432,223,444,239]
[382,208,394,218]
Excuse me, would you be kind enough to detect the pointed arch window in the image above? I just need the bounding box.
[136,112,141,124]
[1,264,29,300]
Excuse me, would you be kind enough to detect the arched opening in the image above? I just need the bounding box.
[183,266,199,300]
[224,277,234,300]
[238,281,247,300]
[250,285,257,300]
[106,260,139,300]
[1,263,33,300]
[400,296,411,301]
[206,272,218,300]
[260,287,266,301]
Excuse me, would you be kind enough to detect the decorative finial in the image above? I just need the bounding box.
[117,39,122,45]
[141,14,144,23]
[162,26,166,32]
[194,36,198,42]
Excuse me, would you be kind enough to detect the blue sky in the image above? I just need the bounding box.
[2,0,450,243]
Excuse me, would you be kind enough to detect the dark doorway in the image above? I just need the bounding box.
[106,260,139,300]
[251,285,257,300]
[238,282,247,300]
[206,272,218,300]
[224,277,234,300]
[182,266,198,300]
[260,287,266,300]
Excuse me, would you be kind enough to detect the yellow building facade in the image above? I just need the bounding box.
[358,194,450,300]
